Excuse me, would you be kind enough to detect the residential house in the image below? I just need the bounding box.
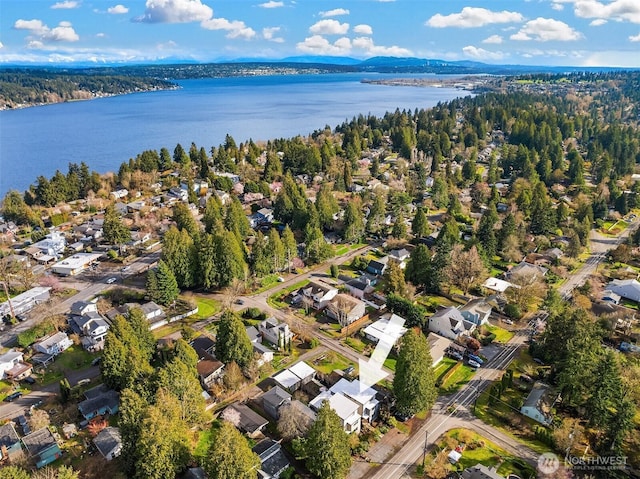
[243,192,264,205]
[191,335,224,389]
[255,208,274,224]
[345,278,374,299]
[520,383,553,426]
[295,281,338,310]
[21,428,62,469]
[113,202,128,216]
[310,391,361,434]
[329,378,380,423]
[253,342,274,367]
[225,403,269,438]
[252,439,291,479]
[428,307,476,341]
[460,464,505,479]
[0,350,25,379]
[0,286,51,319]
[273,361,316,393]
[388,248,410,268]
[33,230,66,257]
[543,247,564,262]
[505,261,548,281]
[2,353,33,382]
[110,188,129,200]
[33,332,73,356]
[261,386,292,420]
[605,279,640,303]
[482,277,515,294]
[70,300,98,317]
[366,257,389,276]
[258,317,293,350]
[460,298,492,325]
[71,312,110,351]
[362,314,408,345]
[326,294,366,327]
[0,423,22,464]
[427,333,452,367]
[94,427,122,461]
[78,384,119,420]
[168,186,188,202]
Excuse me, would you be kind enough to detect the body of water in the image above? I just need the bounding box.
[0,73,469,196]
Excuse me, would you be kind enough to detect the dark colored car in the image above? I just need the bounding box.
[4,391,23,402]
[16,415,30,435]
[21,376,36,385]
[394,411,413,422]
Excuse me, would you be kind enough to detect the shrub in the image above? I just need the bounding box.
[504,303,522,319]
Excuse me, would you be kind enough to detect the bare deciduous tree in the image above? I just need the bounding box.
[221,406,241,428]
[277,402,313,441]
[443,245,488,295]
[506,271,547,312]
[28,409,51,431]
[326,295,353,327]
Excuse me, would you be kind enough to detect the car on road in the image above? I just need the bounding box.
[502,318,514,325]
[91,357,102,366]
[106,277,117,284]
[4,391,23,402]
[468,359,481,369]
[467,353,484,365]
[234,299,244,305]
[277,277,285,282]
[77,379,91,386]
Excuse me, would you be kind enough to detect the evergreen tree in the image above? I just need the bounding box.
[225,197,251,240]
[215,310,253,368]
[156,358,205,425]
[147,260,179,306]
[172,202,200,238]
[251,231,272,277]
[316,183,339,230]
[118,388,148,475]
[304,402,352,479]
[391,216,407,239]
[342,199,365,242]
[0,466,30,479]
[103,204,130,248]
[214,230,247,287]
[281,225,297,269]
[393,329,436,416]
[477,203,498,259]
[405,244,431,289]
[586,351,623,428]
[203,195,223,233]
[263,151,283,181]
[128,307,156,361]
[304,225,333,265]
[204,421,261,479]
[411,206,430,238]
[268,228,286,272]
[383,261,408,296]
[366,193,386,235]
[161,226,197,289]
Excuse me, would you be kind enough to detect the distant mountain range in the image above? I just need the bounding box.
[1,55,637,75]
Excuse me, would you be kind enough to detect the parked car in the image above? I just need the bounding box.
[448,351,463,361]
[77,379,91,386]
[503,318,514,325]
[467,353,484,365]
[393,411,413,422]
[234,299,244,305]
[21,376,36,385]
[468,359,481,369]
[344,366,355,376]
[91,357,102,366]
[16,415,30,435]
[4,391,23,402]
[106,277,117,284]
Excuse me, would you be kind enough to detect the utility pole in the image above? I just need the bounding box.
[1,281,15,319]
[421,429,429,468]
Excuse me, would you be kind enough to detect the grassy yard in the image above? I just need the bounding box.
[267,280,310,309]
[439,362,477,395]
[310,351,354,375]
[53,346,95,371]
[429,429,536,478]
[192,296,221,319]
[0,380,31,401]
[344,335,368,354]
[334,242,367,256]
[383,355,397,372]
[485,325,514,344]
[254,274,282,294]
[434,357,458,381]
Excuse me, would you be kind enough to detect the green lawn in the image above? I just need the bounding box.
[0,380,30,401]
[193,427,215,460]
[310,351,354,375]
[192,297,221,319]
[254,274,282,294]
[383,356,397,372]
[439,363,476,395]
[434,357,458,381]
[54,346,96,371]
[267,279,309,309]
[485,325,514,344]
[344,336,368,354]
[435,429,536,478]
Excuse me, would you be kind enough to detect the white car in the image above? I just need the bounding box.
[106,277,117,284]
[468,359,481,369]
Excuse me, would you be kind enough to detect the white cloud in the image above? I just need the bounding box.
[14,19,49,36]
[309,19,349,35]
[296,35,351,55]
[108,5,129,14]
[510,17,582,41]
[27,40,45,49]
[551,3,564,10]
[135,0,213,23]
[258,1,283,8]
[263,26,284,42]
[51,1,79,9]
[426,7,524,28]
[573,0,640,24]
[482,34,503,44]
[0,42,3,49]
[96,32,106,38]
[14,18,79,42]
[352,36,412,56]
[320,8,349,18]
[589,18,607,26]
[201,18,256,39]
[630,33,640,41]
[353,24,373,35]
[462,45,506,61]
[157,40,177,49]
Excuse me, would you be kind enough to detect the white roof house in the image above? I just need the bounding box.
[273,369,301,392]
[310,391,361,434]
[34,332,73,356]
[329,378,379,423]
[0,350,24,379]
[0,286,51,318]
[51,253,102,276]
[606,279,640,303]
[482,277,515,293]
[362,314,408,345]
[288,361,316,383]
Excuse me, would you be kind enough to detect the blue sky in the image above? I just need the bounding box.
[1,0,639,66]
